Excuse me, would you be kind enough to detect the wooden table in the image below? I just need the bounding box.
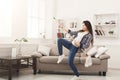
[0,56,38,80]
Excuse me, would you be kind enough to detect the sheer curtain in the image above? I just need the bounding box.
[27,0,46,38]
[0,0,12,37]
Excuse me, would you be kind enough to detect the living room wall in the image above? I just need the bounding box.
[55,0,120,69]
[0,0,55,44]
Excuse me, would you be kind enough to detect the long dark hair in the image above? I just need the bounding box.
[79,20,94,45]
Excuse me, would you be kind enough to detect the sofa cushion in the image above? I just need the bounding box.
[49,44,69,56]
[47,44,81,57]
[49,44,59,56]
[39,56,80,64]
[80,57,101,65]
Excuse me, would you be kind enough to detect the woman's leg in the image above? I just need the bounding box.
[68,45,79,77]
[57,38,72,55]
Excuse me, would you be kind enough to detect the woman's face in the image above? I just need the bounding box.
[82,23,88,31]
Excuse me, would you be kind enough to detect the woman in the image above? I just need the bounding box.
[57,20,93,80]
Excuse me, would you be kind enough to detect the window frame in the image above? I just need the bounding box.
[27,0,46,38]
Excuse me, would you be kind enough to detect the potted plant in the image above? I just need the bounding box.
[14,37,28,56]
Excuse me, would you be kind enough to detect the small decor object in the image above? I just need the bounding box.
[108,30,114,35]
[12,48,17,58]
[40,32,46,39]
[57,33,64,38]
[105,20,116,24]
[14,37,28,56]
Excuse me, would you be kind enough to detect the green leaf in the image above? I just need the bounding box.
[14,37,28,42]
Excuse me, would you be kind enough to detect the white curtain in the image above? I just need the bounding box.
[0,0,12,37]
[27,0,46,38]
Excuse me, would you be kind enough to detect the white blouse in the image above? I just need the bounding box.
[72,31,88,46]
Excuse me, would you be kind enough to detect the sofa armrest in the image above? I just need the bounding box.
[31,51,42,57]
[99,53,110,60]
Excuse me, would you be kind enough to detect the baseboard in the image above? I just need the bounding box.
[108,68,120,70]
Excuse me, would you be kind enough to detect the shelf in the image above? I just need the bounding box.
[94,13,118,38]
[95,33,118,37]
[95,24,116,27]
[95,13,118,16]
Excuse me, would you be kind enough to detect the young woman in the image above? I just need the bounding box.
[57,20,93,80]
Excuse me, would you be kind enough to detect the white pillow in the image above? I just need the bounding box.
[87,46,97,56]
[38,45,51,56]
[95,47,108,58]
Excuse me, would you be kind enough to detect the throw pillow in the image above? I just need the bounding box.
[38,45,51,56]
[87,46,97,56]
[95,46,108,58]
[84,46,97,67]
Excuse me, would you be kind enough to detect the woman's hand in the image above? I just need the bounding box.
[74,40,80,47]
[59,24,68,33]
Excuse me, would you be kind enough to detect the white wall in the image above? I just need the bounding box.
[55,0,120,69]
[45,0,56,39]
[56,0,120,18]
[12,0,28,39]
[0,0,28,43]
[0,0,55,44]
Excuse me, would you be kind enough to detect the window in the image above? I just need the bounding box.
[0,0,12,37]
[27,0,46,38]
